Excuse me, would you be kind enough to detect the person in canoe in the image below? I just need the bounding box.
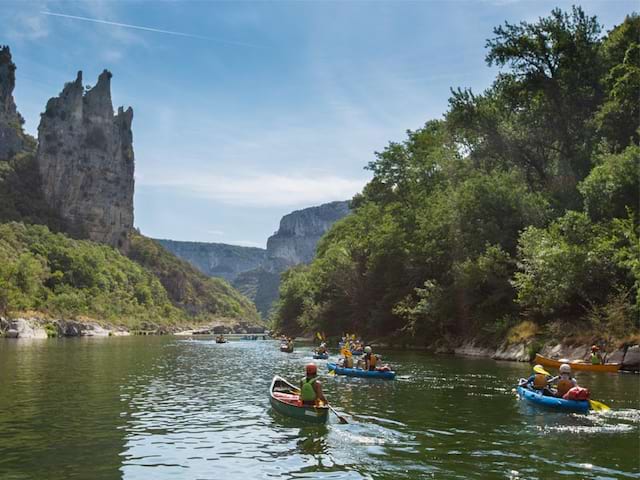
[549,363,579,398]
[299,363,327,406]
[527,364,554,395]
[363,346,378,371]
[339,349,354,368]
[590,345,604,365]
[317,342,328,355]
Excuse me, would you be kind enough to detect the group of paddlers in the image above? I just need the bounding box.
[524,362,590,400]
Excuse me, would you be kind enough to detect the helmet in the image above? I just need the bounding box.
[306,363,317,376]
[364,346,372,354]
[559,363,572,374]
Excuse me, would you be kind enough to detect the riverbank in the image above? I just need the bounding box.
[0,315,266,339]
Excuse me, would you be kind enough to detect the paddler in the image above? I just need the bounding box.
[299,363,327,406]
[363,346,378,371]
[549,363,578,398]
[527,364,553,395]
[339,348,354,368]
[317,342,327,354]
[590,345,603,365]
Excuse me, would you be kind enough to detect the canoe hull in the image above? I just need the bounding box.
[327,362,395,380]
[534,354,620,373]
[313,353,329,359]
[280,346,294,353]
[517,386,590,413]
[269,376,329,424]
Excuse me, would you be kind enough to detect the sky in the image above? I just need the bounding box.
[2,0,636,248]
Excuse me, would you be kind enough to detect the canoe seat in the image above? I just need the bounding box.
[272,391,302,407]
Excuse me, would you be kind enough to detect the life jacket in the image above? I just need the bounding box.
[369,354,378,368]
[556,378,574,397]
[533,373,547,389]
[299,377,317,403]
[590,353,601,365]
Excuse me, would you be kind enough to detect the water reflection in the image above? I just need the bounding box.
[0,337,638,480]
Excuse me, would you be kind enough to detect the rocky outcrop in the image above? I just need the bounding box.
[266,201,351,266]
[156,239,266,282]
[162,201,351,317]
[36,70,134,251]
[0,46,25,160]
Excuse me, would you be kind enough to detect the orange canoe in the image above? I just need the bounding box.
[535,353,621,373]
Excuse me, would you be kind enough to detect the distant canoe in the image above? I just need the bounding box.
[313,352,329,360]
[280,344,294,353]
[269,376,329,424]
[534,353,620,373]
[327,362,395,380]
[215,339,227,344]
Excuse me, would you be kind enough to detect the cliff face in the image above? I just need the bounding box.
[266,201,351,267]
[0,46,25,160]
[36,70,134,251]
[156,239,266,282]
[158,201,350,317]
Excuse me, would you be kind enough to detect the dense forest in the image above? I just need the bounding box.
[272,8,639,347]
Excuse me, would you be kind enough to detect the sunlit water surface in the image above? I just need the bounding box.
[0,337,638,479]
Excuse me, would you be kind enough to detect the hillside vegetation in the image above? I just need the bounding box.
[0,124,259,328]
[272,8,639,347]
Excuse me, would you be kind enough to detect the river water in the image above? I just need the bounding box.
[0,337,638,479]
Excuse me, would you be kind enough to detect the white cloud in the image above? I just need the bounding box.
[137,170,367,208]
[7,11,49,41]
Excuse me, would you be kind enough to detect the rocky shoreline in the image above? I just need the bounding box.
[0,316,266,339]
[3,316,636,372]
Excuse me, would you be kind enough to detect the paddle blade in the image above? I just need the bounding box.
[533,365,551,376]
[328,369,336,376]
[589,399,611,412]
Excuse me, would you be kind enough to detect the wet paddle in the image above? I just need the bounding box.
[589,399,611,412]
[328,404,348,424]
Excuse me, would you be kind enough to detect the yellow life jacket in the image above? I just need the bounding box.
[533,373,547,389]
[557,378,573,397]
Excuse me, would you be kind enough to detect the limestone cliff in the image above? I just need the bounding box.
[36,70,134,251]
[158,201,350,317]
[265,201,351,267]
[0,46,25,160]
[156,239,266,282]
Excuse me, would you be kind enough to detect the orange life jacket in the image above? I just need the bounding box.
[533,373,547,389]
[557,378,574,397]
[369,354,377,368]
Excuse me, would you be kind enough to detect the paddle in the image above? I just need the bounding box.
[589,399,611,412]
[328,404,348,424]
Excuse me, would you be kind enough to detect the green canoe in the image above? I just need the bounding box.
[269,376,329,424]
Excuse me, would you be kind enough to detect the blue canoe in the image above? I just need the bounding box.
[516,386,590,413]
[313,353,329,359]
[327,362,395,380]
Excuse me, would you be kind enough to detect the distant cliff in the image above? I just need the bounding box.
[161,201,350,317]
[266,201,351,267]
[156,239,266,282]
[37,70,134,251]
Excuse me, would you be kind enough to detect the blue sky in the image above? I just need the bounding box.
[3,0,636,248]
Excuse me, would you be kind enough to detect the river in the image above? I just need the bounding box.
[0,336,638,479]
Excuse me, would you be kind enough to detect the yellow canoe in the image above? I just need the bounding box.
[535,353,621,373]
